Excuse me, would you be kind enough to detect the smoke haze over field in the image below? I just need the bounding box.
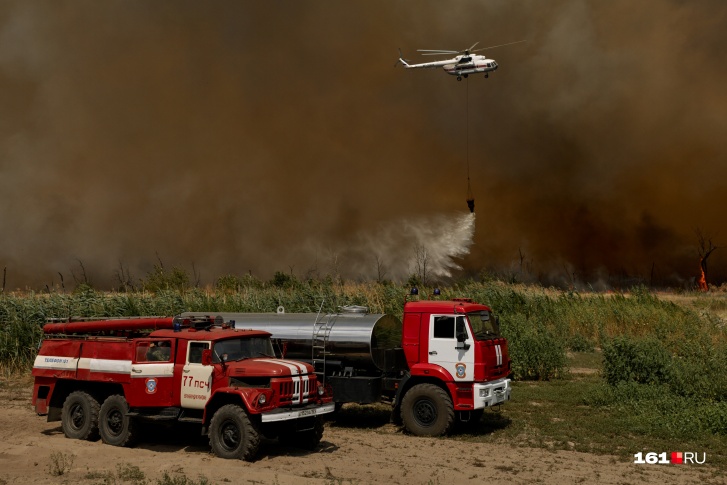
[1,1,726,289]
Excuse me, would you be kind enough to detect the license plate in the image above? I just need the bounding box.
[299,408,316,417]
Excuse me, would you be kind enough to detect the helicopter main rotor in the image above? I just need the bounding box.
[418,40,525,56]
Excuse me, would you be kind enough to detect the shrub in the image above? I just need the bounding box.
[602,336,673,386]
[585,381,727,437]
[668,338,727,401]
[142,265,191,292]
[215,273,262,292]
[117,462,145,482]
[501,314,567,380]
[270,271,298,289]
[567,334,595,352]
[602,334,727,403]
[48,452,74,477]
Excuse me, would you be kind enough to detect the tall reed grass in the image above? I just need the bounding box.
[2,280,724,384]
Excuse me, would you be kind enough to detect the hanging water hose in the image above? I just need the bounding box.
[465,78,475,213]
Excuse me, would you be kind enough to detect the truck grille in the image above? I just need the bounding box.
[274,375,316,405]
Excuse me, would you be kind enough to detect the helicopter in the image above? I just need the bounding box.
[396,41,525,81]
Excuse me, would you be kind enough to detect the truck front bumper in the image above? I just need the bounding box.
[473,378,511,409]
[260,402,336,423]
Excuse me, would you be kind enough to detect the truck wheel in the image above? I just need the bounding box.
[209,404,260,461]
[61,391,100,440]
[99,395,137,447]
[400,383,454,436]
[279,417,324,450]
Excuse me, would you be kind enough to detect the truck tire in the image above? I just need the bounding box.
[209,404,260,461]
[61,391,100,441]
[99,395,137,447]
[400,383,454,436]
[278,417,324,450]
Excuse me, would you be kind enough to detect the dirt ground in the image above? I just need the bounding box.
[0,377,721,485]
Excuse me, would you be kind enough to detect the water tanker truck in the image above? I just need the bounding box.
[182,292,511,436]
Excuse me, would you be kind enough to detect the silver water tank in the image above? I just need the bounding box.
[180,308,402,373]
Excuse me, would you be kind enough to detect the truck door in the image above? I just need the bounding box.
[180,341,213,409]
[130,339,176,407]
[427,315,475,382]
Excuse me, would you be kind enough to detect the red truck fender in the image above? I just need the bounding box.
[203,387,274,424]
[393,363,455,409]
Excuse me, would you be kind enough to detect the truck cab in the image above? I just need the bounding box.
[396,298,511,433]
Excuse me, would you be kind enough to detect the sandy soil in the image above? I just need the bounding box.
[0,377,721,485]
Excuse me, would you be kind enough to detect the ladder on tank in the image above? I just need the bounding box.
[311,301,333,385]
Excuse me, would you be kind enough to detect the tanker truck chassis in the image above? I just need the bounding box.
[182,295,511,436]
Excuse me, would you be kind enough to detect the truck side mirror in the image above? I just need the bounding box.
[456,318,467,342]
[455,340,470,351]
[455,318,470,350]
[201,349,212,366]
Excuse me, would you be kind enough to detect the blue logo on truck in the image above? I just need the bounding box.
[145,378,158,394]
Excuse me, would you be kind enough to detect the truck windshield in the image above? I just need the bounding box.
[213,337,275,362]
[467,311,500,340]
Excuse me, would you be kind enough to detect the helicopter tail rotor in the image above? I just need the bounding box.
[395,48,412,67]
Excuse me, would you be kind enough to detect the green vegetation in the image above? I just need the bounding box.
[499,312,567,380]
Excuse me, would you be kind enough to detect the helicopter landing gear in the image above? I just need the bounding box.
[463,74,468,78]
[485,73,489,78]
[457,76,462,81]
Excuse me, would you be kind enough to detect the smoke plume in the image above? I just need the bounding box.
[0,1,725,289]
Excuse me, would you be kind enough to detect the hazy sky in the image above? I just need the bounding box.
[1,1,725,289]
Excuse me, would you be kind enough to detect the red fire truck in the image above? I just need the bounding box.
[32,317,334,461]
[183,291,512,436]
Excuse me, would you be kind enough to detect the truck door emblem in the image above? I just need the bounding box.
[455,363,466,378]
[145,378,158,394]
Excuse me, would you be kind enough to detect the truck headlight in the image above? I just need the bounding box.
[317,385,325,396]
[257,394,267,405]
[479,389,490,398]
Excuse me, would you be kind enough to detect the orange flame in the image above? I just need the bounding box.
[698,263,708,291]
